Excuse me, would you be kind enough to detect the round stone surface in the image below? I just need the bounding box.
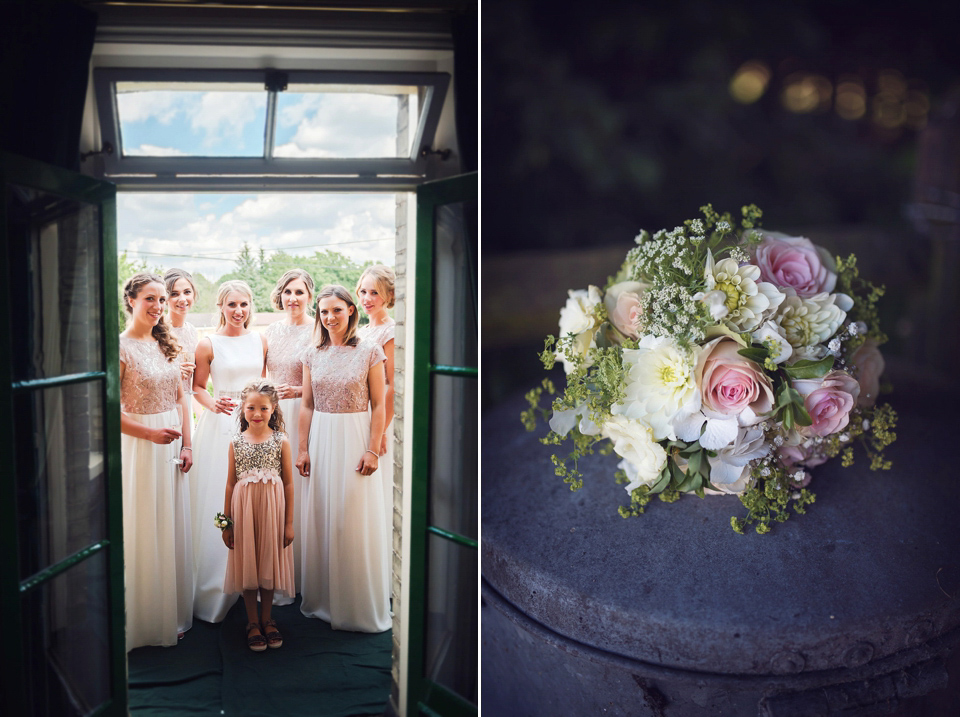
[482,368,960,675]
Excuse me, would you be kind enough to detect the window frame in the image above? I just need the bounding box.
[93,67,450,190]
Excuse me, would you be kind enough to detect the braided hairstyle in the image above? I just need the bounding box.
[122,272,181,361]
[270,268,316,311]
[237,379,285,433]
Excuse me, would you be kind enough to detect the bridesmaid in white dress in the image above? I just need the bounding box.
[264,268,315,603]
[355,265,396,595]
[190,280,267,623]
[164,268,200,414]
[296,285,389,632]
[119,273,194,650]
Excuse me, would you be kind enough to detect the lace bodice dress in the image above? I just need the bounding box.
[300,339,390,632]
[357,318,395,350]
[304,341,386,413]
[265,321,312,388]
[118,334,193,649]
[264,321,312,602]
[119,337,181,414]
[171,321,200,354]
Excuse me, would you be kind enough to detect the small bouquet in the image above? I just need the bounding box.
[214,512,234,531]
[523,205,897,534]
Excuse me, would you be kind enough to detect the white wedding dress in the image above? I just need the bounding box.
[189,331,264,623]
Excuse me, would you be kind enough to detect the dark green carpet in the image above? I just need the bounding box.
[128,596,392,716]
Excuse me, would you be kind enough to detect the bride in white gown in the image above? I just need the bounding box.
[189,280,267,623]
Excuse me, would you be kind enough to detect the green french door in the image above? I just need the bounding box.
[408,172,478,717]
[0,152,126,716]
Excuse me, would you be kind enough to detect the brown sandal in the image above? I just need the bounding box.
[262,619,282,649]
[246,622,267,652]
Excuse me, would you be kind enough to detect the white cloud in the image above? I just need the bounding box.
[117,193,397,280]
[117,91,183,124]
[275,93,399,158]
[191,92,266,145]
[124,144,189,157]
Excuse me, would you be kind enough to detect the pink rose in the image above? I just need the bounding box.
[778,443,827,469]
[849,339,884,408]
[753,231,837,297]
[604,281,647,340]
[696,336,774,421]
[795,370,860,437]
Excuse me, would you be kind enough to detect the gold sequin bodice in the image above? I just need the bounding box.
[232,430,284,484]
[265,321,312,387]
[303,340,386,413]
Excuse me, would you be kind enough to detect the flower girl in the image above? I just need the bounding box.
[219,380,295,651]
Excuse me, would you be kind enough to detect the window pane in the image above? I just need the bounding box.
[425,534,477,705]
[431,201,477,368]
[275,84,419,158]
[116,83,267,157]
[16,382,107,579]
[5,185,102,380]
[429,373,477,541]
[21,550,112,716]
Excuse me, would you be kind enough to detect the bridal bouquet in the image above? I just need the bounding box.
[523,205,897,534]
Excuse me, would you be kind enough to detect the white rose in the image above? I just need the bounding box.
[602,415,667,490]
[556,286,603,374]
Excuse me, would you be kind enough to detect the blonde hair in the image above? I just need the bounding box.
[355,264,396,309]
[270,268,315,311]
[122,272,181,361]
[163,268,197,299]
[216,280,255,330]
[237,379,285,433]
[312,285,360,349]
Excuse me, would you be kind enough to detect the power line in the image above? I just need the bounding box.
[123,235,395,261]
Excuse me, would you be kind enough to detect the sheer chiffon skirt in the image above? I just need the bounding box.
[189,408,241,623]
[300,410,391,632]
[272,395,302,606]
[121,409,194,650]
[224,474,295,596]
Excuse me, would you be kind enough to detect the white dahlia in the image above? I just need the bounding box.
[776,292,852,349]
[612,335,700,441]
[602,416,668,490]
[704,250,785,332]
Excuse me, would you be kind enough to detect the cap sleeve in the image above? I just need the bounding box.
[367,341,386,368]
[380,324,395,346]
[118,337,129,367]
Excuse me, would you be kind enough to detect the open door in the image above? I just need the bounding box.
[0,152,126,716]
[407,171,478,716]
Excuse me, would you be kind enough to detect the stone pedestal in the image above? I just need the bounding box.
[481,369,960,716]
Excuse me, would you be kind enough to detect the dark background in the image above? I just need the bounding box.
[481,0,960,409]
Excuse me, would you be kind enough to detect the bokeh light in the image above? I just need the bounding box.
[729,60,771,104]
[781,73,832,113]
[835,75,866,120]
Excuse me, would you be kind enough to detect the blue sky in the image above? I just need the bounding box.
[114,87,407,278]
[117,87,412,158]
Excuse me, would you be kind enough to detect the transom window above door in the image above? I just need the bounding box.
[94,68,449,189]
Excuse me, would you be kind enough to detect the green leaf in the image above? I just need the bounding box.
[737,347,769,363]
[649,469,671,494]
[669,459,686,487]
[782,356,834,380]
[783,409,794,431]
[677,471,702,493]
[686,450,702,478]
[792,405,813,427]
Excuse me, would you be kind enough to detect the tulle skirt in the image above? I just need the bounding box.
[272,396,303,606]
[224,473,295,596]
[189,407,241,623]
[121,409,194,650]
[300,410,391,632]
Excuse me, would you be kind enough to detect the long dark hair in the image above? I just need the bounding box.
[237,380,285,433]
[312,284,360,350]
[122,272,181,361]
